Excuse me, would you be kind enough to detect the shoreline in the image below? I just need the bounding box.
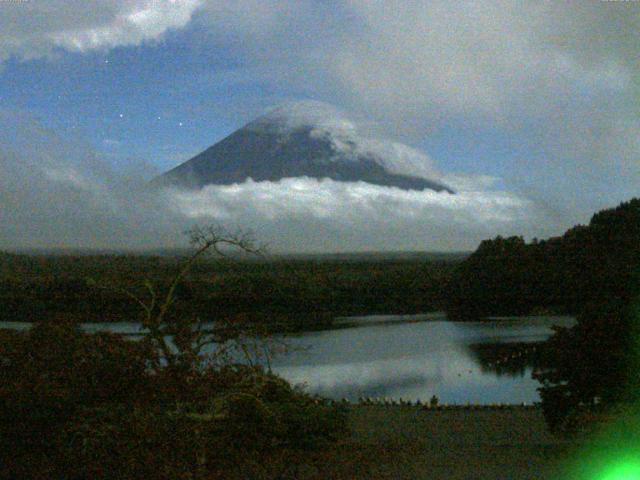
[332,400,541,410]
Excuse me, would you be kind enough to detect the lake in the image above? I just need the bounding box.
[0,313,574,405]
[268,313,574,404]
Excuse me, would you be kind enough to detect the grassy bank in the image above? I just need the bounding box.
[299,405,575,479]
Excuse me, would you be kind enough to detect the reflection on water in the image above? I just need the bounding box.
[0,313,574,404]
[268,314,575,404]
[468,341,545,378]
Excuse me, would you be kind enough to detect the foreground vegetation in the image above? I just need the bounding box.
[0,325,574,480]
[4,195,640,476]
[445,198,640,321]
[0,251,460,330]
[0,228,350,479]
[446,198,640,435]
[0,320,347,480]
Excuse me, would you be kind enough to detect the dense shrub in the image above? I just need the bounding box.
[445,198,640,320]
[0,321,346,479]
[533,300,640,433]
[0,320,154,479]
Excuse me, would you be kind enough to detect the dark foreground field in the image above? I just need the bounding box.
[309,406,573,480]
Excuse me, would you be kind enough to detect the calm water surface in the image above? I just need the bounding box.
[0,313,574,404]
[268,313,574,404]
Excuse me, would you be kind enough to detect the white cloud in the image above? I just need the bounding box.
[0,0,202,61]
[0,110,180,249]
[328,2,638,123]
[250,100,442,181]
[442,174,500,193]
[100,1,634,222]
[164,177,541,252]
[1,1,637,244]
[0,111,548,252]
[192,2,639,213]
[199,0,308,37]
[292,2,639,216]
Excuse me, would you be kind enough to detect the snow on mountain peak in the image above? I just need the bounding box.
[250,100,440,181]
[251,100,357,135]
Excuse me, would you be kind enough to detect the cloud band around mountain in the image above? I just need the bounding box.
[0,104,561,252]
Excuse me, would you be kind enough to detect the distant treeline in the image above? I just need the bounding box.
[444,198,640,320]
[0,253,460,330]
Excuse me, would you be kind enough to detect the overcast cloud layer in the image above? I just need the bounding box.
[0,1,637,251]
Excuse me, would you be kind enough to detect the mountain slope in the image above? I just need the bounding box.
[155,101,454,193]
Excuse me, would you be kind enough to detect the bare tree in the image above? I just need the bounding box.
[119,225,266,371]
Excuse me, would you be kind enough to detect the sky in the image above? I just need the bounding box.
[0,0,638,252]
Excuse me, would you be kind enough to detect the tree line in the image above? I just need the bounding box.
[446,198,640,432]
[0,252,458,330]
[445,198,640,321]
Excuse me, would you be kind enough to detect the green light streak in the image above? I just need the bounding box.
[599,460,640,480]
[552,298,640,480]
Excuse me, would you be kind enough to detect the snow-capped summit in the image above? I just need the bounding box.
[155,101,454,193]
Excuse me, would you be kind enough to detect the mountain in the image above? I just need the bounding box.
[154,101,454,193]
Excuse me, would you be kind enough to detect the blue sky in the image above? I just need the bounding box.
[0,1,638,251]
[0,31,245,171]
[0,27,521,177]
